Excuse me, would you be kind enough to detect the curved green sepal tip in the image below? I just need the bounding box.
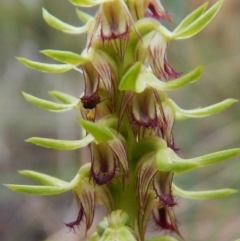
[173,2,208,34]
[146,236,179,241]
[191,148,240,167]
[41,49,90,65]
[148,66,202,91]
[172,0,225,39]
[69,0,103,7]
[156,149,199,173]
[17,57,73,73]
[119,62,146,93]
[157,148,240,173]
[172,183,238,200]
[19,170,69,186]
[174,98,238,120]
[22,92,77,112]
[79,119,114,144]
[4,184,70,195]
[26,134,94,150]
[48,91,79,104]
[42,8,89,34]
[76,9,94,23]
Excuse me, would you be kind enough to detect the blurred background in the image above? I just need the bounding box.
[0,0,240,240]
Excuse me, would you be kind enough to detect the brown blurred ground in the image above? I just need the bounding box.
[0,0,240,241]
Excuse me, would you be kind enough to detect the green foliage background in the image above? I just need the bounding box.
[0,0,240,240]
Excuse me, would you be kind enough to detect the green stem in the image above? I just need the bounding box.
[111,170,138,229]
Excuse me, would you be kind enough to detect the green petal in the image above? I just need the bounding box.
[172,0,225,39]
[26,134,94,150]
[19,170,69,186]
[76,9,93,23]
[173,2,208,34]
[41,50,90,65]
[22,92,78,112]
[128,18,159,48]
[171,99,238,120]
[48,91,79,104]
[146,236,179,241]
[172,183,238,200]
[17,57,73,73]
[42,8,88,34]
[190,148,240,167]
[79,119,114,144]
[4,184,70,195]
[119,62,146,93]
[147,66,202,91]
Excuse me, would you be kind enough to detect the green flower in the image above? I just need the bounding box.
[90,135,128,185]
[5,164,114,233]
[127,0,169,21]
[79,48,118,113]
[6,0,239,241]
[135,29,180,80]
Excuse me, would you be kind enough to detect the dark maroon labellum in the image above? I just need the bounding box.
[81,94,100,109]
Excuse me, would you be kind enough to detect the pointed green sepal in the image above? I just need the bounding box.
[48,91,79,104]
[76,9,93,23]
[156,148,200,173]
[42,8,89,34]
[172,0,224,39]
[119,62,146,93]
[171,98,238,120]
[41,50,90,65]
[69,0,103,7]
[79,119,114,144]
[157,148,240,173]
[146,236,179,241]
[190,148,240,167]
[26,134,94,150]
[17,57,73,73]
[173,2,208,34]
[172,183,238,200]
[22,92,78,112]
[4,184,71,195]
[19,170,69,186]
[147,66,202,91]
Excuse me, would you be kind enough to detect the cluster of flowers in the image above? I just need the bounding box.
[6,0,239,240]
